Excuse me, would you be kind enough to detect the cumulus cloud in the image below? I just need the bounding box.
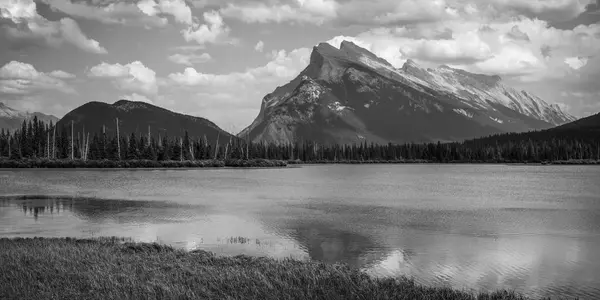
[163,47,311,131]
[0,60,76,95]
[41,0,166,27]
[216,0,594,26]
[255,40,264,52]
[1,0,108,53]
[136,0,192,25]
[49,70,76,79]
[168,53,212,65]
[168,48,310,86]
[120,93,154,104]
[489,0,593,22]
[220,0,338,25]
[564,56,590,69]
[340,0,459,25]
[89,61,157,95]
[323,17,600,82]
[42,0,193,27]
[181,11,235,45]
[504,25,530,41]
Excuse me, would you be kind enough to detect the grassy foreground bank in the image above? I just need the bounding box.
[0,238,542,300]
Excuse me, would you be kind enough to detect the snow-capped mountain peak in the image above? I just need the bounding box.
[240,39,576,145]
[0,102,26,119]
[0,102,60,132]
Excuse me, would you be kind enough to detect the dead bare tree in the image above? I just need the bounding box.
[116,118,121,160]
[224,135,232,160]
[85,132,90,161]
[71,120,74,160]
[179,137,183,162]
[46,130,50,159]
[246,132,250,160]
[52,125,56,159]
[214,132,220,160]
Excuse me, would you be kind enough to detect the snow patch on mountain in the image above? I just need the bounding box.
[329,101,349,112]
[453,108,474,118]
[396,63,575,125]
[490,116,504,124]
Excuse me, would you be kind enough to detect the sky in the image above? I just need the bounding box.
[1,0,600,133]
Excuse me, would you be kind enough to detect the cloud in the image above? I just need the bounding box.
[168,47,310,86]
[164,47,311,131]
[323,17,600,82]
[489,0,593,22]
[504,25,530,41]
[58,18,108,54]
[136,0,192,25]
[0,0,37,22]
[1,0,107,53]
[42,0,167,27]
[49,70,76,79]
[43,0,194,27]
[168,53,212,65]
[564,56,590,69]
[0,60,76,95]
[89,61,157,95]
[181,11,235,45]
[255,40,264,52]
[220,0,338,25]
[338,0,459,25]
[120,93,154,104]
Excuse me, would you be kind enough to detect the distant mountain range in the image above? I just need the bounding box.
[0,41,588,145]
[0,102,59,132]
[55,100,235,143]
[239,41,575,145]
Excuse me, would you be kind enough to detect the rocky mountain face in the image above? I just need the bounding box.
[56,100,235,143]
[0,102,59,132]
[240,41,576,144]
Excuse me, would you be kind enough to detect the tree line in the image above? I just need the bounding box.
[1,117,599,163]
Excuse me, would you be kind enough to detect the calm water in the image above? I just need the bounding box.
[1,165,599,299]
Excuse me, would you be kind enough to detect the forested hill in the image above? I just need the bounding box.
[56,100,235,143]
[465,112,600,145]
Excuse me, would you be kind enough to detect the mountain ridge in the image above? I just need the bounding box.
[0,102,59,132]
[240,40,575,145]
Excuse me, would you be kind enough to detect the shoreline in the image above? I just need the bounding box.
[0,237,539,300]
[0,158,599,169]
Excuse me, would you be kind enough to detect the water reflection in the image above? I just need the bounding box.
[286,221,384,268]
[1,195,203,223]
[1,165,600,299]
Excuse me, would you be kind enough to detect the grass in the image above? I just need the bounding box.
[0,237,552,300]
[0,158,288,169]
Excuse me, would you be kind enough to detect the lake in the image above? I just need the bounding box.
[1,165,599,299]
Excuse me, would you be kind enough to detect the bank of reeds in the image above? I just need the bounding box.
[0,237,549,300]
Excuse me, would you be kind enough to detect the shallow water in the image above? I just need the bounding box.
[1,165,599,299]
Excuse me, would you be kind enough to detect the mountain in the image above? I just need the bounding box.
[0,102,59,132]
[56,100,234,143]
[240,41,575,144]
